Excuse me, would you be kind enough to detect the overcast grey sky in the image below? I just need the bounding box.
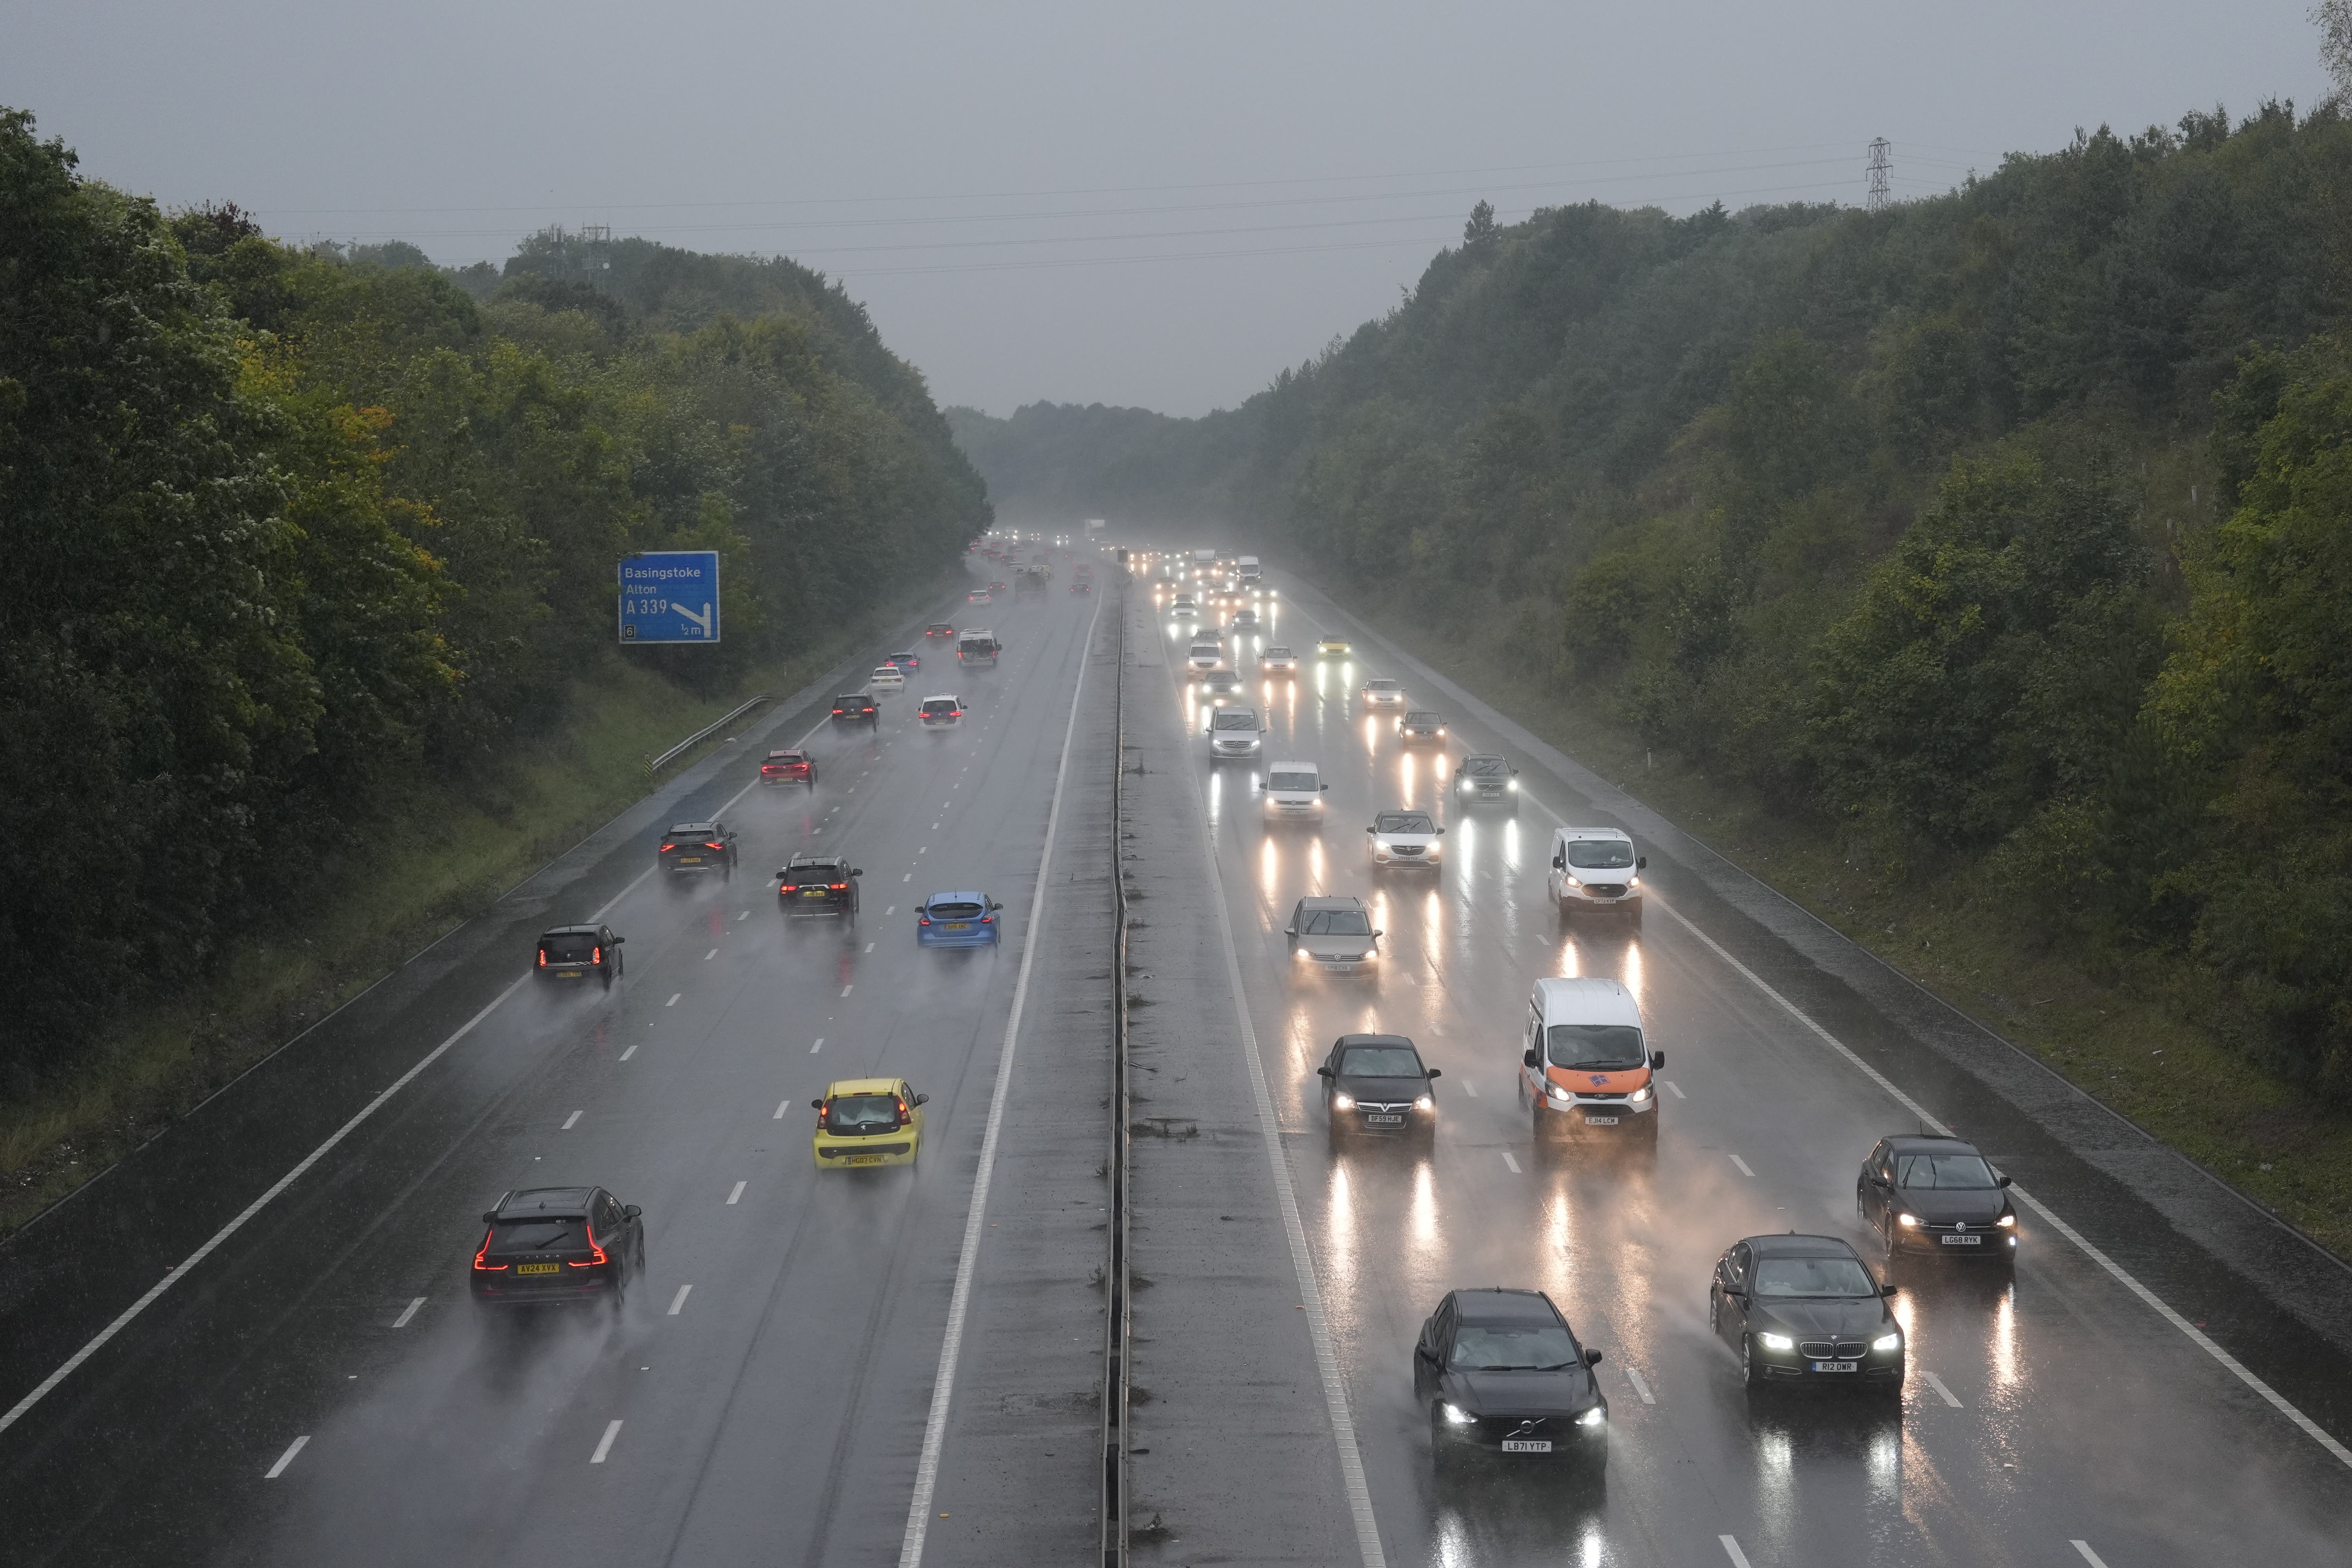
[4,2,2331,416]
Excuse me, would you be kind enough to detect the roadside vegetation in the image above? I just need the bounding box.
[951,102,2352,1251]
[0,106,987,1228]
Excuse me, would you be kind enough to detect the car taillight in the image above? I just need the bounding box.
[537,951,546,967]
[830,883,846,890]
[474,1228,505,1271]
[572,1223,607,1267]
[895,1098,909,1123]
[919,915,931,926]
[817,1102,829,1126]
[705,841,724,851]
[979,913,993,924]
[592,947,601,964]
[661,843,675,852]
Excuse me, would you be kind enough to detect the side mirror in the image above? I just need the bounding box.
[914,1093,929,1106]
[1523,1047,1540,1069]
[811,1099,826,1110]
[1316,1066,1334,1078]
[1372,929,1384,940]
[1725,1287,1747,1300]
[623,1204,642,1220]
[481,1210,500,1224]
[613,936,626,944]
[1365,826,1376,834]
[1435,827,1446,835]
[1320,783,1329,791]
[1868,1173,1888,1188]
[1637,855,1648,870]
[1649,1050,1665,1069]
[1882,1283,1900,1298]
[990,900,1004,911]
[1283,927,1297,938]
[1584,1348,1603,1367]
[1996,1173,2013,1187]
[1552,857,1566,870]
[851,868,864,877]
[1255,780,1265,790]
[1425,1067,1442,1078]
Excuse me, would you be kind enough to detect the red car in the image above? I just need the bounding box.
[761,749,817,786]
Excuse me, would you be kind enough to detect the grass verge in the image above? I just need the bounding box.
[1331,585,2352,1262]
[0,575,952,1238]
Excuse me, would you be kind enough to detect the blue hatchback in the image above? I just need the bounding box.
[917,891,1003,947]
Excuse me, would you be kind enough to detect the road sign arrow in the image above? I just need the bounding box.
[675,602,714,637]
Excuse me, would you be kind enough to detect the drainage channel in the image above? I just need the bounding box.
[1100,568,1132,1568]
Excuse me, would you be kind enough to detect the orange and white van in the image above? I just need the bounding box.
[1518,977,1664,1139]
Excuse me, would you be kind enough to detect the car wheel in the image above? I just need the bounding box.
[1742,1336,1765,1389]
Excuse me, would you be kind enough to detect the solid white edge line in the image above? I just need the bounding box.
[2071,1543,2110,1568]
[1719,1535,1753,1568]
[263,1434,309,1478]
[1185,669,1388,1568]
[1626,1367,1655,1405]
[1650,895,2352,1472]
[392,1296,425,1329]
[0,692,837,1438]
[590,1418,622,1463]
[668,1285,692,1316]
[898,591,1100,1568]
[1921,1369,1963,1408]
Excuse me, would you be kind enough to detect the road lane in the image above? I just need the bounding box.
[1145,575,2352,1565]
[0,565,1112,1567]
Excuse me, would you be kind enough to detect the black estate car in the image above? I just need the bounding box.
[471,1186,644,1308]
[1709,1233,1905,1393]
[779,854,862,920]
[536,925,623,985]
[1858,1134,2019,1265]
[660,820,739,877]
[831,692,880,727]
[1453,754,1518,811]
[1317,1034,1439,1140]
[1416,1288,1607,1470]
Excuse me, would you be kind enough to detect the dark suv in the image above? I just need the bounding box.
[1415,1288,1607,1471]
[659,821,739,877]
[470,1186,644,1308]
[832,692,879,727]
[536,925,623,985]
[779,854,862,920]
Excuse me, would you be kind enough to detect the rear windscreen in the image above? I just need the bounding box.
[929,901,984,919]
[826,1095,901,1133]
[541,935,596,962]
[922,701,958,714]
[785,865,843,887]
[490,1217,583,1252]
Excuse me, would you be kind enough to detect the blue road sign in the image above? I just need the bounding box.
[618,552,721,644]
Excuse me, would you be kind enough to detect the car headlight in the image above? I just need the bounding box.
[1996,1213,2016,1227]
[1507,779,1518,791]
[1757,1332,1795,1351]
[1628,1085,1652,1103]
[1627,875,1639,886]
[1873,1332,1902,1354]
[1575,1405,1605,1427]
[1564,875,1582,887]
[1898,1212,1920,1227]
[1374,840,1390,853]
[1331,1092,1355,1110]
[1548,1083,1571,1101]
[1442,1402,1475,1426]
[1414,1095,1434,1111]
[1293,948,1310,962]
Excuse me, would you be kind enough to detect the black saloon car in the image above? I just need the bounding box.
[1709,1233,1904,1392]
[831,692,880,727]
[1858,1134,2019,1264]
[471,1186,644,1307]
[1453,754,1518,811]
[779,853,862,920]
[659,821,739,877]
[1416,1288,1606,1470]
[536,925,623,986]
[1397,711,1448,747]
[1317,1034,1439,1140]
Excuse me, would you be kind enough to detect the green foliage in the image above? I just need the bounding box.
[0,109,987,1089]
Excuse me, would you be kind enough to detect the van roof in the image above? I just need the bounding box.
[1266,759,1319,772]
[1554,826,1633,843]
[1532,976,1643,1027]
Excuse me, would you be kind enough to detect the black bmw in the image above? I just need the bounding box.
[1415,1288,1607,1470]
[1709,1233,1904,1393]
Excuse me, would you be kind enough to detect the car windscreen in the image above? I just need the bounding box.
[826,1094,901,1133]
[1368,681,1401,691]
[1751,1256,1879,1298]
[1265,648,1292,658]
[767,753,803,763]
[1374,813,1434,834]
[1565,840,1635,869]
[1268,772,1319,792]
[491,1217,584,1251]
[540,935,597,962]
[928,901,984,919]
[1212,710,1257,730]
[1451,1322,1579,1370]
[1339,1045,1422,1078]
[1299,908,1372,936]
[1405,712,1439,724]
[1895,1152,1998,1189]
[1463,757,1507,776]
[1545,1024,1646,1070]
[922,701,958,714]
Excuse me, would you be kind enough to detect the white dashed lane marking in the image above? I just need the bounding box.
[1921,1370,1964,1407]
[666,993,680,1007]
[590,1420,622,1464]
[1719,1538,1752,1568]
[264,1436,309,1479]
[702,949,717,961]
[840,984,853,998]
[619,1045,638,1062]
[864,942,875,953]
[1661,1079,1685,1099]
[1501,1152,1521,1174]
[811,1037,825,1054]
[1625,1367,1655,1404]
[726,1181,746,1206]
[669,1285,693,1315]
[562,1111,582,1131]
[773,1100,790,1119]
[392,1298,425,1329]
[1728,1154,1755,1177]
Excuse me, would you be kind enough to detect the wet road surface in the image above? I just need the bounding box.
[1132,573,2352,1567]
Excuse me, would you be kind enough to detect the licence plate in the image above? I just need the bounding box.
[515,1263,560,1275]
[1584,1115,1620,1125]
[847,1155,882,1166]
[802,887,827,896]
[677,856,702,864]
[1942,1234,1983,1245]
[947,922,971,931]
[1811,1361,1858,1373]
[1365,1114,1403,1125]
[1501,1439,1552,1453]
[1325,962,1360,973]
[555,971,582,979]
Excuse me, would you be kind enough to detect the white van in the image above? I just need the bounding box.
[1258,760,1327,818]
[1545,827,1645,918]
[1519,977,1663,1138]
[1187,639,1221,674]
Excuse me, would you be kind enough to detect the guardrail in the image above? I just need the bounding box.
[1099,575,1132,1568]
[643,693,770,777]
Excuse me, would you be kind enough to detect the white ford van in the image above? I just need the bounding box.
[1258,760,1327,818]
[1546,827,1645,918]
[1519,977,1663,1139]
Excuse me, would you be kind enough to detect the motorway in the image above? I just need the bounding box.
[0,565,1117,1567]
[1124,569,2352,1566]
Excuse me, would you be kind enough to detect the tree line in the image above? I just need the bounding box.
[0,107,988,1091]
[952,103,2352,1100]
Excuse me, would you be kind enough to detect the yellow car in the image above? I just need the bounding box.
[1316,636,1352,657]
[811,1076,927,1169]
